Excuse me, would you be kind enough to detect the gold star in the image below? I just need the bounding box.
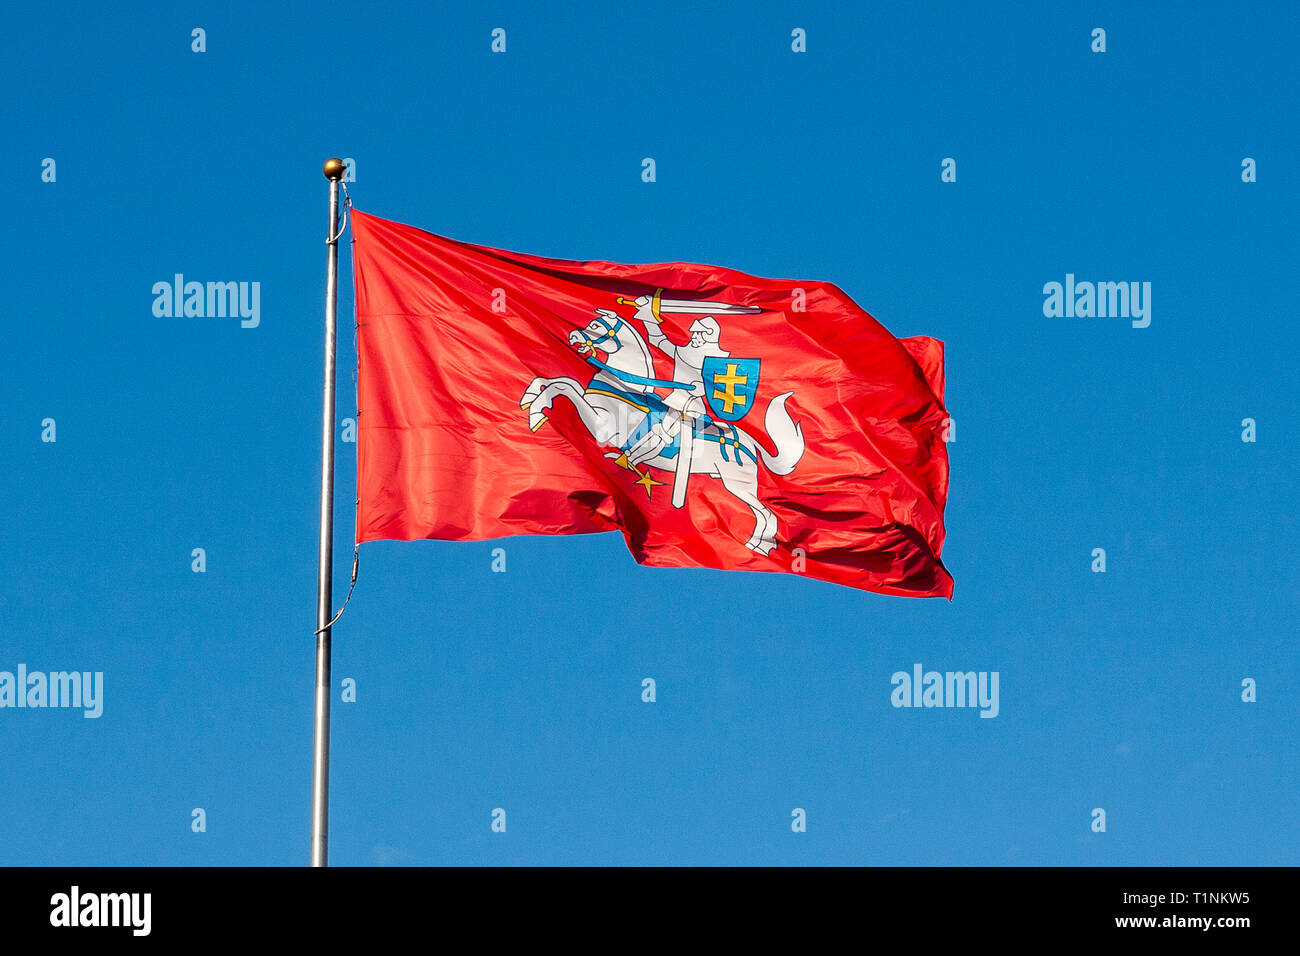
[633,468,664,498]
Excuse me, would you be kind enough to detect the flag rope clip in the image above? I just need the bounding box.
[327,182,352,243]
[315,540,359,636]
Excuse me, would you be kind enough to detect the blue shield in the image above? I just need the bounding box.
[703,356,761,423]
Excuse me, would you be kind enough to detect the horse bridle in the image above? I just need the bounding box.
[576,315,624,353]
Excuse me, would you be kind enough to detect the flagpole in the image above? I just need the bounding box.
[311,157,345,867]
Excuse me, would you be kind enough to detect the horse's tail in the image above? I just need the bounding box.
[757,392,804,476]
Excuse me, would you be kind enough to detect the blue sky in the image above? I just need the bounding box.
[2,1,1296,865]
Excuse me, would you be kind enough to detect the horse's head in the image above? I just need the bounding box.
[569,308,656,389]
[569,309,632,355]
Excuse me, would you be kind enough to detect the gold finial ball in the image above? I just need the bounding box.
[322,158,346,181]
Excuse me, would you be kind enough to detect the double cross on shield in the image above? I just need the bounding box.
[703,357,761,423]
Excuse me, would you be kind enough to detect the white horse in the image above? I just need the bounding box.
[520,311,804,554]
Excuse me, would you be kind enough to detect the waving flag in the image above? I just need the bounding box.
[351,209,953,597]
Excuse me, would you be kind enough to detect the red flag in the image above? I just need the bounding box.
[352,209,953,598]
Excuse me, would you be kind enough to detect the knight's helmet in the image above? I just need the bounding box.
[687,316,728,363]
[688,315,721,344]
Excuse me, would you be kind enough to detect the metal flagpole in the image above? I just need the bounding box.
[311,157,346,867]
